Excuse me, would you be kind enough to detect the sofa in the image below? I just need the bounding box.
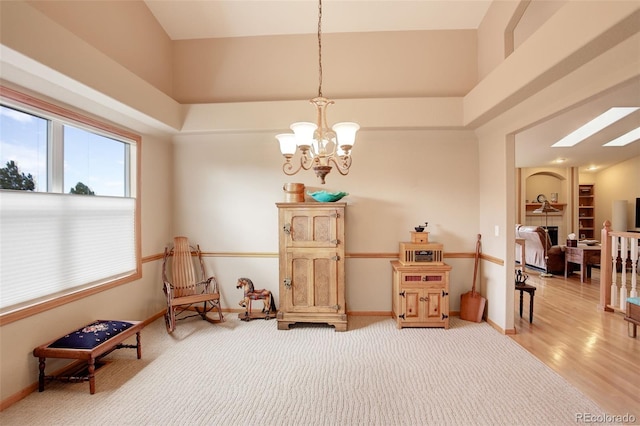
[515,225,566,273]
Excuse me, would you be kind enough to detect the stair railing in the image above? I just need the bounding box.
[600,221,639,312]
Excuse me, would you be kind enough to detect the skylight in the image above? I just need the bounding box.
[602,126,640,147]
[551,107,639,147]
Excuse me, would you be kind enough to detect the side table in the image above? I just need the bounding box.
[564,244,601,283]
[515,283,536,323]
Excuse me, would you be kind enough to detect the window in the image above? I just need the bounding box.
[0,106,130,197]
[0,86,141,323]
[0,105,47,191]
[63,125,128,197]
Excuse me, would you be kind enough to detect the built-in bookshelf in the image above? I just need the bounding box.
[578,184,595,240]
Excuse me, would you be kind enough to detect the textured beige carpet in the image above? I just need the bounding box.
[1,316,604,425]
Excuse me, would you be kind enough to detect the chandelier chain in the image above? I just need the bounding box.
[317,0,323,98]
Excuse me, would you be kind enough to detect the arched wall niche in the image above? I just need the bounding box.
[519,168,572,244]
[525,170,566,204]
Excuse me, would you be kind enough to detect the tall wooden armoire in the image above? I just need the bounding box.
[276,202,347,331]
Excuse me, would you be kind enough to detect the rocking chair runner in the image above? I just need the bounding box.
[162,236,224,332]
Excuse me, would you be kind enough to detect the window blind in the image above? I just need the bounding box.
[0,190,136,311]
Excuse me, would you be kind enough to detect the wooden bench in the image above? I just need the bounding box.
[625,297,640,338]
[33,320,144,394]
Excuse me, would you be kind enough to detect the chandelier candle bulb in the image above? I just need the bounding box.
[276,134,297,156]
[290,122,317,150]
[333,122,360,153]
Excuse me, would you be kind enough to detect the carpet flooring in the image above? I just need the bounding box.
[0,315,605,425]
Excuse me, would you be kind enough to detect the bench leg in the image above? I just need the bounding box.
[630,322,637,338]
[136,332,142,359]
[519,290,524,318]
[88,358,96,394]
[529,292,534,323]
[38,357,46,392]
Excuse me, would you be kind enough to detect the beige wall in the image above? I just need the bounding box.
[477,0,520,80]
[1,0,639,406]
[594,156,640,233]
[477,0,567,79]
[28,0,174,97]
[0,1,183,131]
[171,129,479,313]
[467,1,640,128]
[172,29,478,104]
[513,0,567,50]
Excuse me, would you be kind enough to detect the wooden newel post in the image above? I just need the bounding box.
[599,220,613,311]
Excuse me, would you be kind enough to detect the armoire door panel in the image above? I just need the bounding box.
[284,208,340,248]
[285,250,338,313]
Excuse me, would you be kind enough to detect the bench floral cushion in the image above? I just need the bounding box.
[628,297,640,306]
[49,320,135,350]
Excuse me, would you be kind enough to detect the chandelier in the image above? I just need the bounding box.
[275,0,360,184]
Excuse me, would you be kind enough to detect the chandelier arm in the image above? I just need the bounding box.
[282,153,315,176]
[327,155,352,176]
[282,160,302,176]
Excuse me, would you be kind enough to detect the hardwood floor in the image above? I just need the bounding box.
[509,266,639,422]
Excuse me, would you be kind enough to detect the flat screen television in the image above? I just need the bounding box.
[636,198,640,228]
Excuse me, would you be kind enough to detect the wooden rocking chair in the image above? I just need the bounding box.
[162,236,224,332]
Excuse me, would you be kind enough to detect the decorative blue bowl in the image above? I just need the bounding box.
[307,191,348,203]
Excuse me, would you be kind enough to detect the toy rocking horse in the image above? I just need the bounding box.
[236,277,277,321]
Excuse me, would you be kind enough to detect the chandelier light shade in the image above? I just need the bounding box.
[276,0,360,184]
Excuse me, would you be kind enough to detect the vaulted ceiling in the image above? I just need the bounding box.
[143,1,493,39]
[143,1,639,172]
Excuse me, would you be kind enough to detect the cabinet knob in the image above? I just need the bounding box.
[283,278,292,289]
[419,296,429,302]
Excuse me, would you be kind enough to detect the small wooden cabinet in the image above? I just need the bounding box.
[391,261,451,329]
[578,184,595,240]
[276,202,347,331]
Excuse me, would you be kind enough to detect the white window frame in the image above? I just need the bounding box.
[0,86,142,325]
